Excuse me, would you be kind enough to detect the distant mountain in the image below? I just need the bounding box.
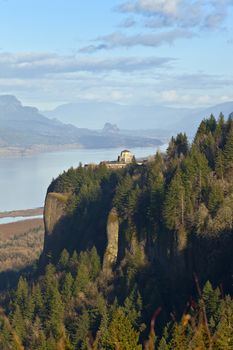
[0,95,162,152]
[2,95,231,153]
[176,101,233,136]
[0,95,88,148]
[43,100,195,130]
[44,100,233,137]
[102,123,120,134]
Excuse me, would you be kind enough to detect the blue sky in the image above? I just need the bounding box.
[0,0,233,109]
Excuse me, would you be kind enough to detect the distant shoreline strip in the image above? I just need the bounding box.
[0,215,43,225]
[0,207,44,219]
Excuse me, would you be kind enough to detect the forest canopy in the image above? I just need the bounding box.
[0,114,233,349]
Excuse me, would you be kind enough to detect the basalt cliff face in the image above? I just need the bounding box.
[42,192,69,263]
[44,192,68,236]
[41,165,148,273]
[102,208,119,275]
[42,190,121,273]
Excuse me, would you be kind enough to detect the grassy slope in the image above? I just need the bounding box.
[0,219,44,272]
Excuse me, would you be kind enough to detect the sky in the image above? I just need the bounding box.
[0,0,233,109]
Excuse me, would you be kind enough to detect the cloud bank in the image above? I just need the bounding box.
[117,0,233,29]
[80,29,193,53]
[0,52,174,78]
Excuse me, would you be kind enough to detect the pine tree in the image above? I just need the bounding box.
[170,323,188,350]
[164,168,186,231]
[89,247,101,280]
[207,183,224,216]
[68,250,78,274]
[31,317,47,350]
[74,309,90,350]
[158,337,169,350]
[214,113,225,148]
[124,289,144,330]
[214,296,233,350]
[59,249,70,271]
[93,309,109,350]
[215,149,224,180]
[74,260,90,295]
[46,286,64,340]
[14,277,29,316]
[46,334,57,350]
[0,316,14,350]
[202,281,221,332]
[223,127,233,170]
[106,308,142,350]
[61,272,74,303]
[11,305,26,341]
[32,284,43,319]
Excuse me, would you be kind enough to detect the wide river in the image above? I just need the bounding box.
[0,146,167,212]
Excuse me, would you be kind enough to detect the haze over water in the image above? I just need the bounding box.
[0,146,166,212]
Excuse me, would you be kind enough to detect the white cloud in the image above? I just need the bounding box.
[0,52,174,78]
[79,29,193,52]
[0,52,232,109]
[118,0,233,30]
[120,0,181,16]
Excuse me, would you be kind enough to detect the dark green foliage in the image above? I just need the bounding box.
[223,126,233,170]
[0,114,233,349]
[58,249,70,270]
[105,308,142,350]
[167,133,189,159]
[164,168,186,231]
[74,310,90,350]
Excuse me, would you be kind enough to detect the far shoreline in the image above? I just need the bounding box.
[0,207,44,219]
[0,144,83,158]
[0,142,165,159]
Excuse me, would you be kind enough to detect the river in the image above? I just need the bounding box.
[0,145,167,212]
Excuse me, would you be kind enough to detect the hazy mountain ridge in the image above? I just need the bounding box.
[43,100,195,130]
[43,99,233,136]
[1,95,232,154]
[0,95,162,152]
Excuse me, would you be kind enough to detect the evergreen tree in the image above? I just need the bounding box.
[106,308,142,350]
[223,127,233,170]
[61,272,74,303]
[74,310,90,350]
[215,148,224,180]
[202,281,221,331]
[59,249,70,271]
[89,247,101,280]
[170,323,188,350]
[14,277,29,316]
[207,182,224,216]
[164,168,186,231]
[74,259,90,295]
[214,296,233,350]
[46,286,64,340]
[158,337,169,350]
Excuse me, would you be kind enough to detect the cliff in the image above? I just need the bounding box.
[42,192,69,262]
[41,118,233,296]
[102,208,119,275]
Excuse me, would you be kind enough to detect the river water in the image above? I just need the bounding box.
[0,146,167,212]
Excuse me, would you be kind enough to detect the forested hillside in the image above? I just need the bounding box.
[0,114,233,349]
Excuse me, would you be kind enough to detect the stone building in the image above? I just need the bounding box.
[118,150,134,164]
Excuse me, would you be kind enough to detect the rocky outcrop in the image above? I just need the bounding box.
[42,192,69,261]
[103,208,119,275]
[44,192,68,235]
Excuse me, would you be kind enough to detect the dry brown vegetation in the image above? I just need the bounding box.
[0,219,44,272]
